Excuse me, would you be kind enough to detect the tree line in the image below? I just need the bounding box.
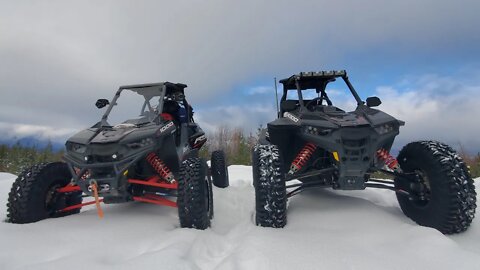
[0,126,262,175]
[1,129,479,178]
[0,142,64,175]
[200,126,259,166]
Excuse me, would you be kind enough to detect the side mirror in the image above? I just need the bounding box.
[366,96,381,107]
[95,99,110,109]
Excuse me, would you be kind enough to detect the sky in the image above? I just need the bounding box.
[1,0,480,153]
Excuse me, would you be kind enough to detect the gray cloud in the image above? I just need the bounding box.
[196,70,480,153]
[195,103,276,134]
[374,72,480,152]
[0,122,76,142]
[0,0,479,149]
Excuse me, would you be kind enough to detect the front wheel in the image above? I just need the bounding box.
[394,141,477,234]
[7,162,82,224]
[177,157,213,229]
[252,144,287,228]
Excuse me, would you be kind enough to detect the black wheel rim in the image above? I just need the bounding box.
[410,169,432,207]
[45,183,66,215]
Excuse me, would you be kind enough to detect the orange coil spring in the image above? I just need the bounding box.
[376,148,399,170]
[74,168,90,180]
[291,142,317,172]
[81,170,91,180]
[146,153,174,182]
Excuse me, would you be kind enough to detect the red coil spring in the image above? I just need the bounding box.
[146,153,175,183]
[82,170,91,180]
[289,142,317,174]
[376,148,399,170]
[74,168,90,180]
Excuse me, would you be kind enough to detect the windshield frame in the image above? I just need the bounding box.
[100,84,167,127]
[279,75,364,115]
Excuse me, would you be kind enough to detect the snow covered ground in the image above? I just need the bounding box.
[0,166,479,270]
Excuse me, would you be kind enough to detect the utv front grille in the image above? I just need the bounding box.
[343,138,367,148]
[86,154,119,163]
[341,138,368,162]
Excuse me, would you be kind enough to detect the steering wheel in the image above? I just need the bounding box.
[305,97,324,111]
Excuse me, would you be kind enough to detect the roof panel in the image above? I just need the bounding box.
[280,70,347,90]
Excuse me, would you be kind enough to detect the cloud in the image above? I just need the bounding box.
[0,1,479,152]
[195,103,277,135]
[374,73,480,152]
[0,122,77,141]
[1,1,479,107]
[247,86,274,96]
[196,71,480,153]
[1,70,479,154]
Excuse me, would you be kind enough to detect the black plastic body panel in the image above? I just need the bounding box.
[266,106,401,190]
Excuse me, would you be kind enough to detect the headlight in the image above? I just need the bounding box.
[375,123,395,135]
[304,126,331,136]
[127,138,154,149]
[68,142,87,154]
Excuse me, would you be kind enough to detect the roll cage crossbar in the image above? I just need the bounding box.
[279,70,364,109]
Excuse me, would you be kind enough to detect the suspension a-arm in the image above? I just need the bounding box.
[285,167,336,197]
[285,167,336,182]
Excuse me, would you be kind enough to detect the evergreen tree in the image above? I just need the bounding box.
[0,144,7,171]
[0,142,63,175]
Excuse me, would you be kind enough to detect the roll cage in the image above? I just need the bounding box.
[100,82,192,127]
[278,70,363,115]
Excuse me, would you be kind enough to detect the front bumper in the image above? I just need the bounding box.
[63,148,151,200]
[302,126,398,190]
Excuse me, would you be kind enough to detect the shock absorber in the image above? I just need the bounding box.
[73,168,90,181]
[146,153,175,183]
[376,148,400,171]
[289,142,317,175]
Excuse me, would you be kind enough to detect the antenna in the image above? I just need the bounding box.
[274,77,280,118]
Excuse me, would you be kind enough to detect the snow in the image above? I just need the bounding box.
[0,167,479,270]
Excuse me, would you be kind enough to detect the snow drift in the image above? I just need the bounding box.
[0,166,479,270]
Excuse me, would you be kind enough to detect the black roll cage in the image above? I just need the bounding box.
[278,71,364,114]
[100,82,192,126]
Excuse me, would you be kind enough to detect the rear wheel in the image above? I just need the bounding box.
[211,150,229,188]
[7,162,82,224]
[395,141,476,234]
[253,144,287,228]
[177,157,213,229]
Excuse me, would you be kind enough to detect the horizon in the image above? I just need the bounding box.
[1,1,480,154]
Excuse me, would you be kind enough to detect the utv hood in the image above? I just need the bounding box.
[90,124,137,144]
[300,111,370,127]
[324,113,370,127]
[301,107,401,128]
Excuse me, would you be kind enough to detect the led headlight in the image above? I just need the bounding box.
[305,126,319,135]
[68,142,87,154]
[375,123,395,135]
[127,137,154,149]
[304,126,331,136]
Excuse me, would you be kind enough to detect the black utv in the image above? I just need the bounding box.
[253,70,476,234]
[7,82,229,229]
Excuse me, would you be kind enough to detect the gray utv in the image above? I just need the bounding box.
[253,70,476,234]
[7,82,228,229]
